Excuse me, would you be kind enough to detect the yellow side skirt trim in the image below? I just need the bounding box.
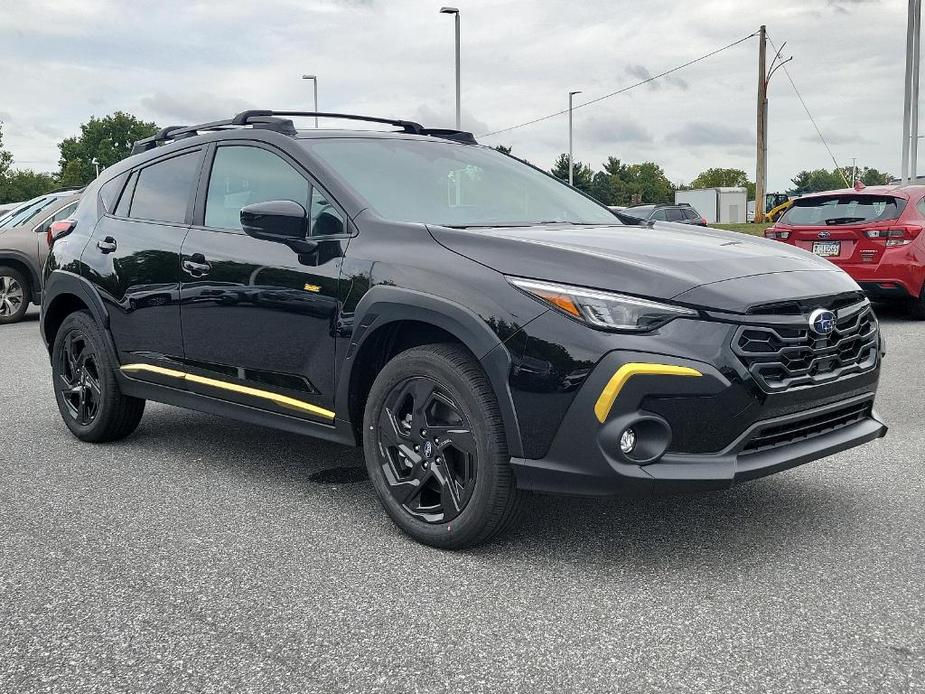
[120,363,335,420]
[594,363,702,423]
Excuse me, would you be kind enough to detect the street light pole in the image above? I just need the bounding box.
[301,75,319,127]
[440,7,461,129]
[568,90,581,187]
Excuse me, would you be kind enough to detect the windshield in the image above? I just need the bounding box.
[0,195,61,229]
[304,138,619,227]
[780,194,905,226]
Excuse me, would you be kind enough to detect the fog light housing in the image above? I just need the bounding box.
[620,428,637,454]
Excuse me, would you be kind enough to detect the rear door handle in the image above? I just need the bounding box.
[96,237,117,254]
[182,253,211,277]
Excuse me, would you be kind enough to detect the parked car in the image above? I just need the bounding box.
[623,202,708,226]
[42,109,886,548]
[0,189,82,323]
[764,183,925,319]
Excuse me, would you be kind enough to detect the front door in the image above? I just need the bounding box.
[178,143,347,423]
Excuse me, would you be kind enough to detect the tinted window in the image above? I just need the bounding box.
[205,146,310,231]
[0,195,60,229]
[683,208,700,220]
[665,208,684,222]
[916,197,925,216]
[781,195,904,226]
[309,188,345,236]
[306,138,617,227]
[650,209,668,221]
[35,201,79,233]
[115,172,137,218]
[99,172,128,213]
[129,151,200,224]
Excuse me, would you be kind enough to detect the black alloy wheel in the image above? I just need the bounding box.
[376,376,477,524]
[57,330,103,426]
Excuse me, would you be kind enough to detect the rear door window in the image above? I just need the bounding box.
[665,208,684,222]
[650,208,668,221]
[781,195,905,226]
[129,150,201,224]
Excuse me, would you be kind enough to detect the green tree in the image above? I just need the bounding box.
[690,167,756,200]
[789,168,847,195]
[0,123,13,181]
[859,167,892,186]
[550,153,593,193]
[1,169,58,203]
[622,161,674,205]
[58,112,157,185]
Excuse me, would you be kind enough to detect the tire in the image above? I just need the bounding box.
[909,286,925,320]
[51,311,145,442]
[0,266,30,324]
[363,343,522,549]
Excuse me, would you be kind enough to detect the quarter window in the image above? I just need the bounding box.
[205,146,310,231]
[129,151,201,224]
[99,172,128,213]
[309,188,346,236]
[35,201,79,234]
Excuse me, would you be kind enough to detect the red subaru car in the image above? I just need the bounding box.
[765,183,925,319]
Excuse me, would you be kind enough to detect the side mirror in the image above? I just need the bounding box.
[240,200,317,254]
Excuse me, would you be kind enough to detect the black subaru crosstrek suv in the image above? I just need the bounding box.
[42,110,887,548]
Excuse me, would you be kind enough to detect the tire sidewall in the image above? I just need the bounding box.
[0,267,30,324]
[363,347,507,546]
[52,312,118,440]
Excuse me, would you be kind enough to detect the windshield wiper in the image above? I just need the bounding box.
[824,217,866,225]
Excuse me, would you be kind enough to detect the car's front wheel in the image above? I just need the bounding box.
[0,266,30,324]
[52,311,146,442]
[363,343,522,549]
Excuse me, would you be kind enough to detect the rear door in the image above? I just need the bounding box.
[178,142,347,423]
[83,148,203,365]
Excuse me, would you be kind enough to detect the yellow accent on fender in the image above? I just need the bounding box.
[594,363,702,423]
[120,364,335,420]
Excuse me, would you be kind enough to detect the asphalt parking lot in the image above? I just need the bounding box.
[1,306,923,694]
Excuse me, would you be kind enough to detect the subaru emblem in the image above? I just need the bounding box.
[808,308,836,336]
[817,231,831,239]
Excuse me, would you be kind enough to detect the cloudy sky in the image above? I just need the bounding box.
[0,0,909,191]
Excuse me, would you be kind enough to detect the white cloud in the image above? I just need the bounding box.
[0,0,906,189]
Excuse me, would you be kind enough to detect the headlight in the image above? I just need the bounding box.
[508,277,698,332]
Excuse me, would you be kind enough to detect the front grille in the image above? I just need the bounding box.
[742,400,872,454]
[732,301,879,392]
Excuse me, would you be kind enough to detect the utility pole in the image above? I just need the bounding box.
[851,157,857,185]
[902,0,921,183]
[568,90,581,186]
[755,25,768,223]
[440,7,461,129]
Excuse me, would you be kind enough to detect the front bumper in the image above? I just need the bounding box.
[510,348,887,496]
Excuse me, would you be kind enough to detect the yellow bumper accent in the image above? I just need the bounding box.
[120,363,335,420]
[594,363,702,423]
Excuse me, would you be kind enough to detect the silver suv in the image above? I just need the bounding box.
[0,189,82,324]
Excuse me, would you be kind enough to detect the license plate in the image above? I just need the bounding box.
[812,241,841,257]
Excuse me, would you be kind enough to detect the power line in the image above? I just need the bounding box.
[767,33,848,185]
[479,31,759,138]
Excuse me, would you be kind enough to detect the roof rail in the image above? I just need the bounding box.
[130,109,478,156]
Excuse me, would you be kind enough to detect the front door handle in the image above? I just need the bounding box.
[96,236,117,254]
[182,253,212,278]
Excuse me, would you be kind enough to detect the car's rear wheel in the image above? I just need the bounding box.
[52,311,146,442]
[0,266,30,324]
[909,285,925,320]
[363,343,522,549]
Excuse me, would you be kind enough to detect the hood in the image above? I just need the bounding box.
[428,222,849,311]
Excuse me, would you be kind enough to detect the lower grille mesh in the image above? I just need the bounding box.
[742,400,872,454]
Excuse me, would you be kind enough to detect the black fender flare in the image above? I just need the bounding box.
[336,285,524,458]
[0,249,42,300]
[41,270,111,351]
